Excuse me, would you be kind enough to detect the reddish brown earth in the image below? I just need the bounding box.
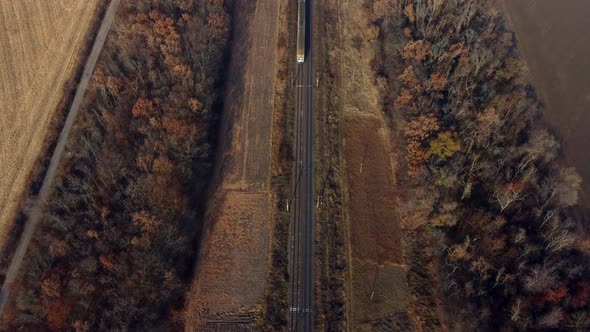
[499,0,590,225]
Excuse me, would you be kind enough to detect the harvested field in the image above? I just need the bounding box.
[219,0,278,193]
[185,0,281,329]
[0,0,99,245]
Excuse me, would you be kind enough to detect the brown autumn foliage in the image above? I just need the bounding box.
[40,274,61,298]
[404,114,442,176]
[404,114,439,141]
[371,0,398,22]
[403,3,415,24]
[47,298,72,330]
[402,39,431,62]
[5,0,231,330]
[393,87,414,111]
[425,72,447,92]
[369,0,590,329]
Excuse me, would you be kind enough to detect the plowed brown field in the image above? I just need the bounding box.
[0,0,99,246]
[333,0,410,329]
[344,113,403,266]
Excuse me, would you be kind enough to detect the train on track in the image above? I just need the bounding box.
[297,0,306,63]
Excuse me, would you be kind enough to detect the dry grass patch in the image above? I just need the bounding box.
[187,192,272,319]
[351,258,409,325]
[0,0,99,245]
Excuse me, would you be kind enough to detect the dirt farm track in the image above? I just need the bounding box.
[0,0,100,247]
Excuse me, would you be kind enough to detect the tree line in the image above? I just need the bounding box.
[369,0,589,329]
[1,0,231,330]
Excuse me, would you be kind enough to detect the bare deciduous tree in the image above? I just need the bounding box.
[493,182,523,212]
[524,264,557,293]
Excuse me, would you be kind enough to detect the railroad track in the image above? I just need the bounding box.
[288,0,315,330]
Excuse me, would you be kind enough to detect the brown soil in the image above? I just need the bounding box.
[331,0,410,329]
[343,112,409,330]
[498,0,590,226]
[0,0,100,248]
[184,0,281,329]
[344,113,403,266]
